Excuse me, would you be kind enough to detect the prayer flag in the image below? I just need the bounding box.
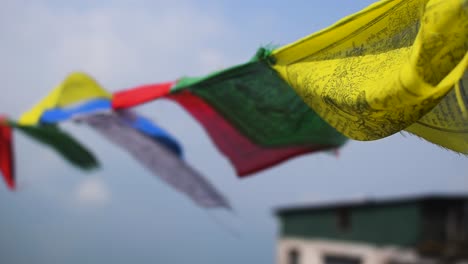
[10,123,99,170]
[80,112,230,209]
[41,98,182,156]
[167,90,334,176]
[112,82,175,109]
[19,73,111,125]
[271,0,468,153]
[173,50,348,148]
[0,116,14,190]
[406,72,468,153]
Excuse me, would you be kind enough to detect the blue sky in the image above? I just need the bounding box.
[0,1,467,263]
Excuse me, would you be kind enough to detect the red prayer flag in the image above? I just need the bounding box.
[0,117,14,190]
[112,82,174,109]
[167,91,331,177]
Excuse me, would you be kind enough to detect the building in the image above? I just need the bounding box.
[275,194,468,264]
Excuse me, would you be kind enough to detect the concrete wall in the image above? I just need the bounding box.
[277,238,421,264]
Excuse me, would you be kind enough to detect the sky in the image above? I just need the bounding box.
[0,1,467,263]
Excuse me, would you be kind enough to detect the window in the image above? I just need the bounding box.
[323,255,361,264]
[288,248,300,264]
[336,207,351,231]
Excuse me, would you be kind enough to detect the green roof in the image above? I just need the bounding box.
[275,193,468,248]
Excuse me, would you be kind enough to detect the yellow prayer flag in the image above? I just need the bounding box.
[272,0,468,151]
[406,72,468,153]
[19,72,111,125]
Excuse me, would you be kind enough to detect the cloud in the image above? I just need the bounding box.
[0,0,238,118]
[74,177,111,207]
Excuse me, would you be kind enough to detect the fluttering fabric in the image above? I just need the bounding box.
[110,54,347,176]
[271,0,468,153]
[172,52,348,148]
[166,90,332,176]
[18,73,222,209]
[112,82,175,109]
[3,0,467,207]
[79,112,230,209]
[124,112,183,157]
[34,75,220,207]
[40,98,182,157]
[1,116,100,190]
[40,99,111,123]
[0,117,14,190]
[10,122,99,170]
[405,73,468,153]
[19,73,111,126]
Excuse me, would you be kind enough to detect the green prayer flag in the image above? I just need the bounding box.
[173,48,348,148]
[11,123,99,170]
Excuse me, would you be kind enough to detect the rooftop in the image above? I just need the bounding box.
[275,192,468,216]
